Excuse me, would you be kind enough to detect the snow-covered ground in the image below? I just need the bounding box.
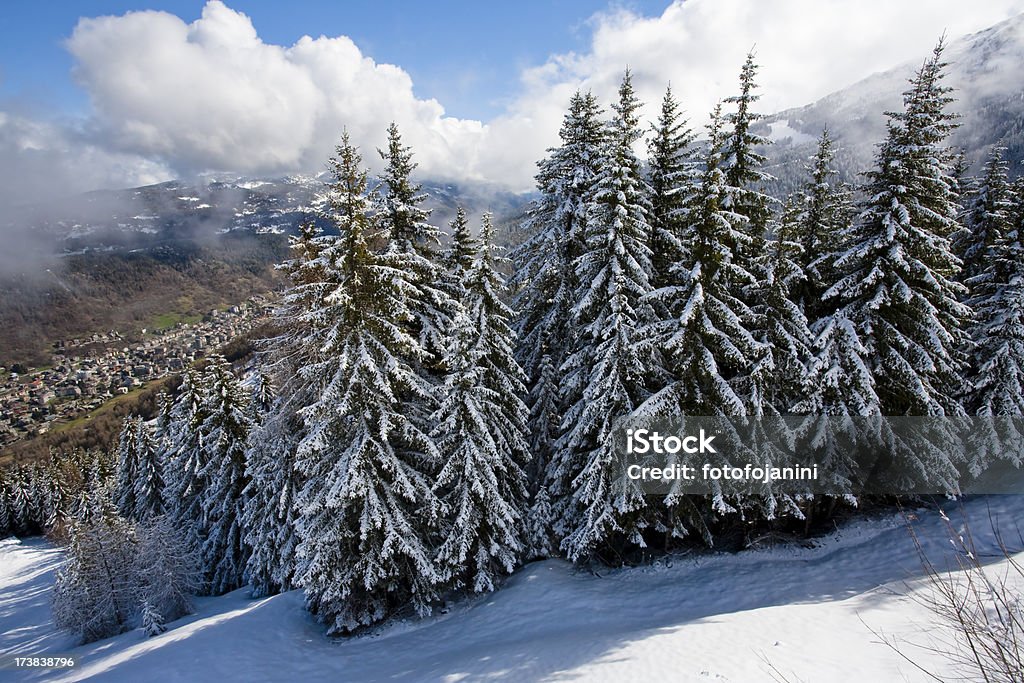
[2,496,1022,682]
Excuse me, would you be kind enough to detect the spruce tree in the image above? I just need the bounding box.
[26,463,50,531]
[724,51,774,253]
[141,601,166,637]
[647,84,696,292]
[523,484,554,560]
[787,128,855,324]
[292,133,440,634]
[827,41,968,492]
[47,456,77,529]
[242,224,321,598]
[243,409,301,597]
[9,466,32,535]
[643,104,760,418]
[749,216,814,414]
[378,122,452,366]
[793,313,880,501]
[115,417,140,520]
[830,40,968,417]
[248,370,275,420]
[721,51,784,421]
[164,367,210,549]
[134,419,164,522]
[432,214,530,592]
[957,147,1015,289]
[197,354,252,595]
[512,90,604,495]
[786,130,864,507]
[962,149,1024,470]
[438,206,477,368]
[740,217,815,521]
[0,469,11,536]
[640,104,761,524]
[443,206,478,282]
[553,71,655,562]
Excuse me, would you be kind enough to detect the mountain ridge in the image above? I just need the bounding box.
[760,11,1024,194]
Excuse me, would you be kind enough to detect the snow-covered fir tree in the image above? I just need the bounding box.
[291,133,441,634]
[784,129,868,506]
[552,71,656,562]
[438,206,478,361]
[0,469,11,536]
[241,223,322,598]
[512,90,605,494]
[248,370,275,421]
[826,40,969,492]
[442,206,478,285]
[52,512,139,644]
[133,419,164,522]
[140,600,165,637]
[720,50,788,421]
[243,408,301,597]
[792,314,879,504]
[643,103,759,418]
[135,515,201,627]
[829,41,968,417]
[26,464,50,531]
[956,147,1016,289]
[785,128,855,325]
[197,354,252,595]
[750,215,814,414]
[741,218,815,521]
[524,484,554,561]
[640,104,761,525]
[44,456,73,530]
[9,465,34,534]
[724,51,774,255]
[522,354,559,558]
[647,84,696,292]
[961,148,1024,470]
[115,417,140,519]
[432,213,530,593]
[377,122,452,368]
[164,367,211,549]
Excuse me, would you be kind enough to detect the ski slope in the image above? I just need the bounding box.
[2,496,1022,682]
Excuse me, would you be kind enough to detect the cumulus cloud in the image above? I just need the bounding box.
[65,1,485,182]
[4,0,1024,198]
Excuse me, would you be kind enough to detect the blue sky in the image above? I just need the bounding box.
[0,1,668,121]
[1,0,1022,201]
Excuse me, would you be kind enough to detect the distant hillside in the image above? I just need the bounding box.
[0,233,287,367]
[0,175,530,367]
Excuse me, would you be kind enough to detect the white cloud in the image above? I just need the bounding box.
[6,0,1024,197]
[65,1,485,183]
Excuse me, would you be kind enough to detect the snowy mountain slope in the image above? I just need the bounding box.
[761,12,1024,194]
[0,539,72,661]
[2,495,1022,682]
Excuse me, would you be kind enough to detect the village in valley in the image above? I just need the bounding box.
[0,295,273,448]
